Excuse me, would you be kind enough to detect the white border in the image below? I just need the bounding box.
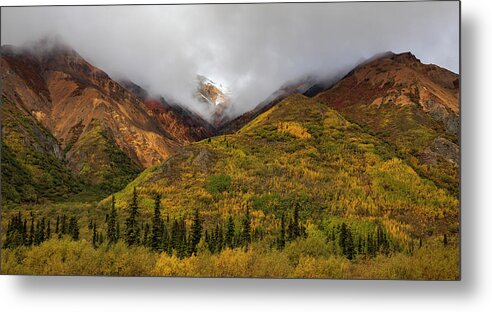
[2,0,491,311]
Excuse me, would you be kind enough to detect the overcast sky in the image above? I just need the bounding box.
[1,2,459,119]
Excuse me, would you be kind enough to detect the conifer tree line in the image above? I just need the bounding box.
[4,211,79,248]
[323,222,393,260]
[3,187,446,261]
[2,188,261,256]
[276,203,308,247]
[108,187,260,258]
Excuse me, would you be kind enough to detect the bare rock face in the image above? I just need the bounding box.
[143,97,215,143]
[422,99,460,135]
[119,79,216,143]
[420,137,459,165]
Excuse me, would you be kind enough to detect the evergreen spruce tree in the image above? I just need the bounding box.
[293,203,300,238]
[443,233,448,246]
[74,218,80,240]
[216,224,223,252]
[5,219,12,248]
[143,223,150,247]
[69,217,79,240]
[204,230,210,251]
[23,218,28,245]
[4,213,25,248]
[55,215,60,236]
[225,215,235,248]
[189,208,202,255]
[60,215,67,237]
[107,195,118,244]
[9,217,16,247]
[287,204,301,241]
[116,222,120,241]
[182,219,189,257]
[162,219,170,255]
[175,219,188,258]
[365,233,375,258]
[34,220,39,245]
[372,223,389,255]
[46,220,51,240]
[357,236,363,254]
[171,219,179,251]
[338,222,348,257]
[287,218,294,241]
[208,228,216,253]
[28,217,34,246]
[338,222,355,260]
[18,213,27,247]
[151,194,163,252]
[278,213,286,249]
[125,187,140,246]
[35,219,41,244]
[381,231,390,255]
[240,207,251,247]
[67,217,73,237]
[92,222,98,248]
[346,227,355,260]
[40,217,46,243]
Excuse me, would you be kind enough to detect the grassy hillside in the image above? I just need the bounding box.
[110,94,458,240]
[9,94,452,279]
[1,97,83,204]
[1,96,140,205]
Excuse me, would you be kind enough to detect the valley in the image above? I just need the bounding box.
[1,43,460,279]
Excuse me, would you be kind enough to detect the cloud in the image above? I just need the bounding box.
[1,2,459,119]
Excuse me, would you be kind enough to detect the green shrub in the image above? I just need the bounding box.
[205,174,232,195]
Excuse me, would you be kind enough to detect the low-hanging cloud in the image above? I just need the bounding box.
[1,2,459,119]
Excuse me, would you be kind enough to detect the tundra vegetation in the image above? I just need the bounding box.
[1,95,459,279]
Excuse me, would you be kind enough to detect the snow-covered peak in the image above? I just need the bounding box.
[195,75,231,126]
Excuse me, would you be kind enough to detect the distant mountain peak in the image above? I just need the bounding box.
[195,74,231,127]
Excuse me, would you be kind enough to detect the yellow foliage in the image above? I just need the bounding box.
[1,239,459,280]
[277,122,311,139]
[294,256,350,279]
[152,254,198,277]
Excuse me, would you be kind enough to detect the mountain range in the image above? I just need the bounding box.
[1,42,214,199]
[1,41,459,207]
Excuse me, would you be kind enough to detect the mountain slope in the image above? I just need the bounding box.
[315,52,459,195]
[219,76,317,134]
[108,94,458,250]
[1,97,83,203]
[119,79,215,143]
[195,75,231,127]
[1,42,212,194]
